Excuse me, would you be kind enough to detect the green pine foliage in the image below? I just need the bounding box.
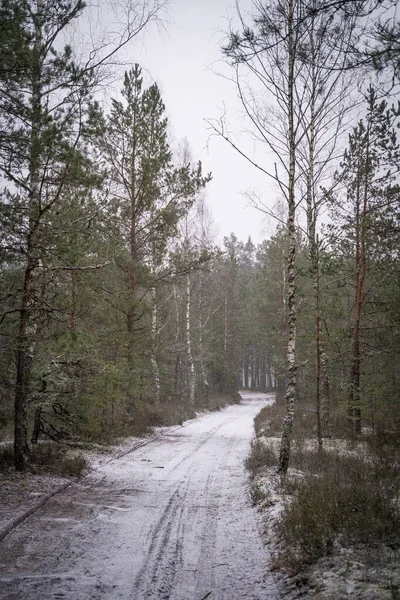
[0,0,399,478]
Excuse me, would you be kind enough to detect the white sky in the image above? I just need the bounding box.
[118,0,277,244]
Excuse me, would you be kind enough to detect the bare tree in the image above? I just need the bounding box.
[295,0,364,445]
[210,0,372,472]
[210,0,310,474]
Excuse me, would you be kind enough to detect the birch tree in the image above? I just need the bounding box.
[214,0,375,471]
[194,197,216,400]
[295,0,363,443]
[215,0,307,474]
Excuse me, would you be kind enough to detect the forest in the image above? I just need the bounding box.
[0,0,399,488]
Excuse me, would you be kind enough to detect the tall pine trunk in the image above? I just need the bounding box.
[127,102,138,361]
[348,148,368,436]
[14,1,43,470]
[14,263,34,470]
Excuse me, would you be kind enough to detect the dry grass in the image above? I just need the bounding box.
[280,451,400,563]
[30,442,88,478]
[0,442,88,478]
[245,438,278,476]
[249,398,400,572]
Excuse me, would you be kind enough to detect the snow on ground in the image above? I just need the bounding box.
[0,392,280,600]
[251,442,400,599]
[0,474,69,535]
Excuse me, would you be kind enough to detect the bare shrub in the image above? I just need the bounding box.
[279,452,400,563]
[245,438,278,476]
[30,442,88,478]
[254,402,285,437]
[254,400,322,441]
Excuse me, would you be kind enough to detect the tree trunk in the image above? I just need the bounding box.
[304,9,330,447]
[197,272,209,400]
[278,0,297,475]
[315,254,323,450]
[150,287,161,404]
[69,270,77,335]
[150,356,161,404]
[127,102,138,361]
[31,405,42,445]
[223,296,228,353]
[185,273,195,403]
[14,1,44,471]
[14,266,34,471]
[244,356,249,389]
[348,133,369,436]
[320,343,330,438]
[173,283,181,396]
[260,355,267,391]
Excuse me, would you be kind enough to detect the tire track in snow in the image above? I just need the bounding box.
[0,394,278,600]
[133,485,185,598]
[132,437,218,599]
[132,412,255,600]
[0,427,183,544]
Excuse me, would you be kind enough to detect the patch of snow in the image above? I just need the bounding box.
[250,435,400,599]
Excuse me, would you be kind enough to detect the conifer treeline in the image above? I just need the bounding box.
[1,0,399,473]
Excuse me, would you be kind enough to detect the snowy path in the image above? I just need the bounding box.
[0,392,278,600]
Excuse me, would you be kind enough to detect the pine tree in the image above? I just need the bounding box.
[0,0,104,470]
[99,67,210,403]
[329,86,400,435]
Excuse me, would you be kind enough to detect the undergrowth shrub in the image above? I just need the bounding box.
[245,438,278,476]
[254,403,285,437]
[253,400,318,441]
[0,444,14,471]
[30,442,88,477]
[0,442,88,477]
[92,392,239,443]
[366,409,400,465]
[250,481,268,505]
[280,452,400,563]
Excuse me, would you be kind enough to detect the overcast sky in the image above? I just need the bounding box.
[118,0,277,245]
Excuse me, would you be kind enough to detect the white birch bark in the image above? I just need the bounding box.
[223,296,228,353]
[173,282,182,394]
[150,287,161,404]
[186,273,195,404]
[197,274,209,394]
[278,0,297,475]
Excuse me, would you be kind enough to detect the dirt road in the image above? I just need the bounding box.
[0,392,278,600]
